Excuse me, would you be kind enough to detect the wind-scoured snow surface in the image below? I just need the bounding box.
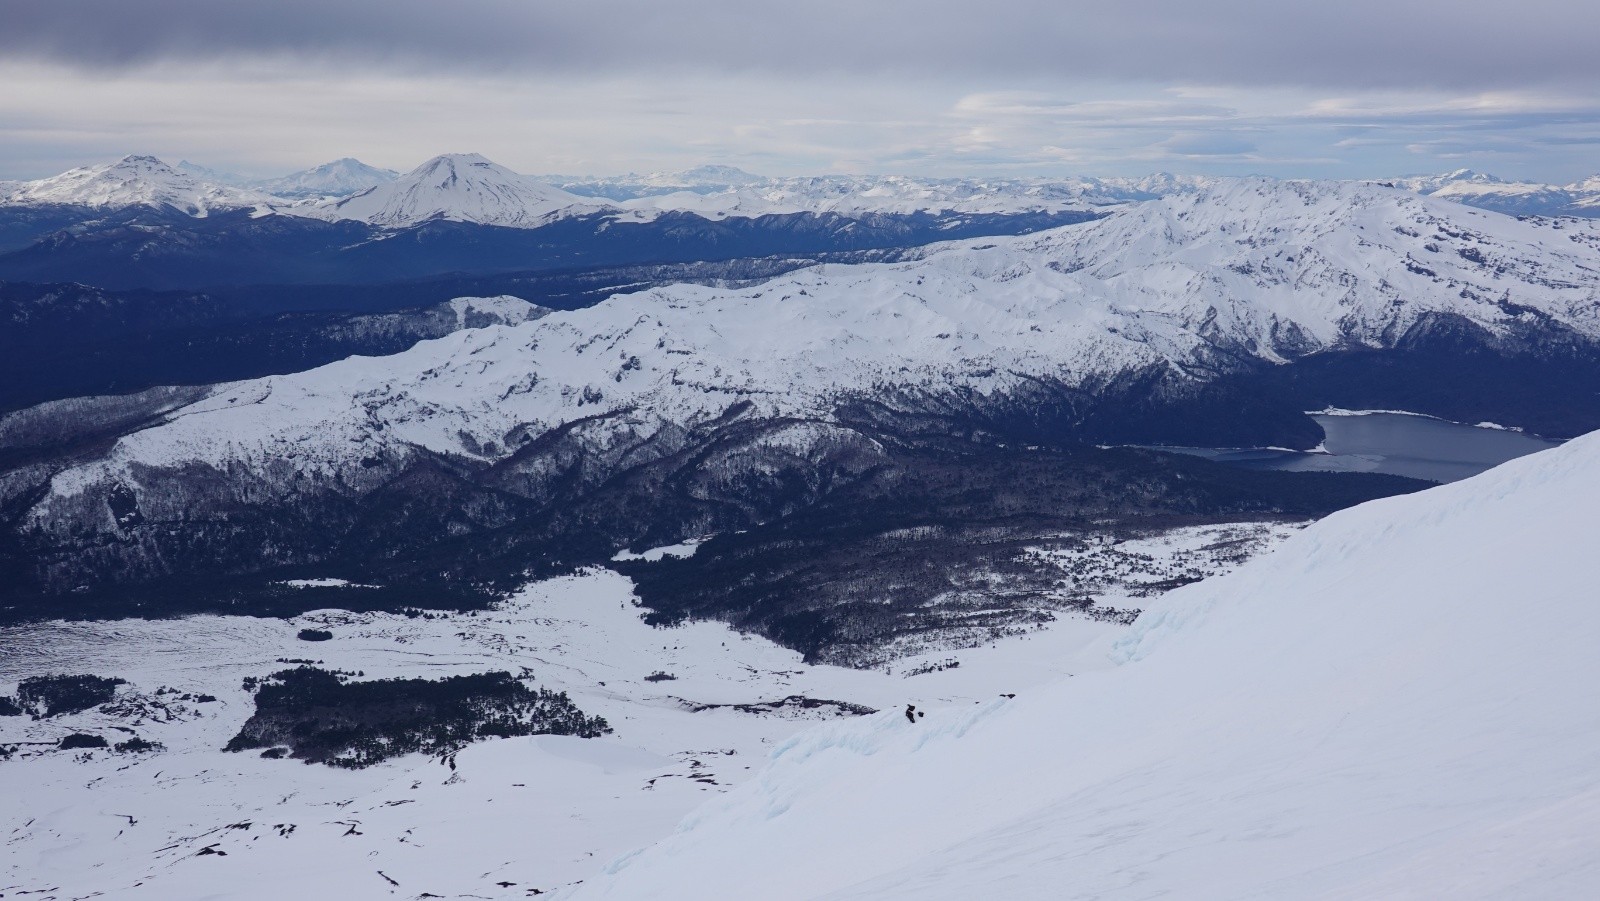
[0,154,270,214]
[299,153,617,227]
[577,429,1600,901]
[26,178,1600,511]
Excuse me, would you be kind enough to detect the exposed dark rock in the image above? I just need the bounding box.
[691,696,878,718]
[114,736,163,753]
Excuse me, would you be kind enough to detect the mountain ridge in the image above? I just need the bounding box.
[5,177,1598,611]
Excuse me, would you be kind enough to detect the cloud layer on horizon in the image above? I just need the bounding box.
[2,1,1597,181]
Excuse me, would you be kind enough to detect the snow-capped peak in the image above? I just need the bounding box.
[1566,174,1600,194]
[1,154,269,214]
[302,153,615,228]
[253,157,399,199]
[1392,168,1508,194]
[639,164,768,190]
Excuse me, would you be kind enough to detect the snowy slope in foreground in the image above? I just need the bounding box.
[579,431,1600,900]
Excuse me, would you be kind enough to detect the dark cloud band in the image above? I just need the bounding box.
[5,0,1599,91]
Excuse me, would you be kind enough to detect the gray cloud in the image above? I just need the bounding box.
[4,1,1600,92]
[2,3,1597,183]
[1158,133,1259,157]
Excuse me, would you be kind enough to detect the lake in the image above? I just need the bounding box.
[1149,412,1560,483]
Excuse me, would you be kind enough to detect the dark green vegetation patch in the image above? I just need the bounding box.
[224,667,611,768]
[58,732,108,749]
[15,673,126,718]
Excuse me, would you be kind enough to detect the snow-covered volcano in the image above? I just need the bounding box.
[0,155,270,214]
[303,153,615,227]
[253,157,399,198]
[577,423,1600,900]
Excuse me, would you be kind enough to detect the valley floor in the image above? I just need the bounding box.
[0,523,1296,900]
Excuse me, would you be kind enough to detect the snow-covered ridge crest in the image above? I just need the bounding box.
[0,154,271,215]
[297,153,617,228]
[24,177,1600,514]
[1022,176,1600,360]
[576,426,1600,900]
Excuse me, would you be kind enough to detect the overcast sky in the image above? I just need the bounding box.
[3,0,1598,181]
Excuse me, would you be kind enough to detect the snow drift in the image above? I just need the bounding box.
[577,429,1600,899]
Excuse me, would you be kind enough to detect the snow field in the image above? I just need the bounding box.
[1,543,1161,899]
[577,431,1600,900]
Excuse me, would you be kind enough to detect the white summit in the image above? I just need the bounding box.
[0,154,270,214]
[253,157,399,199]
[304,153,615,228]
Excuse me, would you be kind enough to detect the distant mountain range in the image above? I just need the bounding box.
[0,153,1100,289]
[5,154,1598,234]
[1379,168,1600,217]
[175,157,401,198]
